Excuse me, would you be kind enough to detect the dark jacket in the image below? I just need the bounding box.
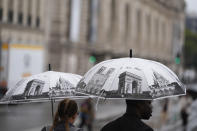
[101,111,153,131]
[54,122,83,131]
[41,121,83,131]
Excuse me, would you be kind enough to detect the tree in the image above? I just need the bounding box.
[183,29,197,70]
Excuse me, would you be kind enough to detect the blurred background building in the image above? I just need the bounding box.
[186,13,197,33]
[0,0,47,90]
[46,0,186,75]
[0,0,186,90]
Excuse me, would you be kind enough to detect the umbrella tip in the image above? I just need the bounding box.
[130,49,132,58]
[48,64,51,71]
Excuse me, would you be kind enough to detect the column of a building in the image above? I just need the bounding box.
[31,0,37,27]
[110,0,118,49]
[115,0,122,48]
[59,0,68,72]
[141,5,147,56]
[168,19,173,61]
[157,16,162,59]
[97,0,110,48]
[22,0,28,26]
[43,0,53,70]
[149,9,155,57]
[126,2,133,51]
[13,0,18,24]
[153,14,158,58]
[162,18,167,60]
[2,0,8,22]
[131,1,137,54]
[146,10,152,57]
[59,0,67,44]
[119,2,125,49]
[79,0,89,44]
[39,0,45,30]
[160,17,165,60]
[136,7,141,55]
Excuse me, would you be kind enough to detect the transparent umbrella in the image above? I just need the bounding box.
[1,71,84,103]
[76,57,185,100]
[0,71,85,119]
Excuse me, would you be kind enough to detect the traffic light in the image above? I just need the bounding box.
[89,56,96,64]
[175,53,180,64]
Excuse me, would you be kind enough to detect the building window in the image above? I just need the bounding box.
[0,8,2,21]
[8,10,13,23]
[109,0,116,40]
[36,17,40,28]
[136,9,142,44]
[36,0,40,28]
[18,12,23,25]
[66,0,71,40]
[27,15,31,26]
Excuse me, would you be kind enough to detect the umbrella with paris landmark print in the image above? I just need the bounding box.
[76,51,185,100]
[1,71,83,103]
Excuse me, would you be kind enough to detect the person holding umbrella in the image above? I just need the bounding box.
[101,100,153,131]
[76,51,186,131]
[49,98,83,131]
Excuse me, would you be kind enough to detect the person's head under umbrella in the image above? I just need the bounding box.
[125,99,152,120]
[101,99,153,131]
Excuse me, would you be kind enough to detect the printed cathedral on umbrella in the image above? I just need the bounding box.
[76,51,185,100]
[2,71,82,103]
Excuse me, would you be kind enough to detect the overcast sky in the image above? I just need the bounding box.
[185,0,197,13]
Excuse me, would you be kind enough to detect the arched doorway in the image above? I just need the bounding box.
[132,81,138,94]
[34,85,41,95]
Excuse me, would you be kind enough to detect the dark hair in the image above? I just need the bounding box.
[126,99,141,106]
[50,99,78,131]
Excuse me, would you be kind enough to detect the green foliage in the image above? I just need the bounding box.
[183,29,197,69]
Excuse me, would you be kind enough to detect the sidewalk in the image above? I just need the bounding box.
[28,100,126,131]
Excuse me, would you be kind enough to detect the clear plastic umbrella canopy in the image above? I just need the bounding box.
[1,71,83,103]
[76,58,186,100]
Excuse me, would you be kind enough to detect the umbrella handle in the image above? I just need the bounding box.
[95,90,105,111]
[51,98,54,120]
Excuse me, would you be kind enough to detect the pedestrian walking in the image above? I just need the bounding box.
[79,98,94,131]
[161,99,169,124]
[101,100,153,131]
[42,98,82,131]
[179,95,191,131]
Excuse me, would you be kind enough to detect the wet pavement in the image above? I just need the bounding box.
[0,99,125,131]
[0,98,187,131]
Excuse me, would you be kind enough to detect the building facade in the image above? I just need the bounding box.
[0,0,47,89]
[46,0,186,75]
[0,0,186,90]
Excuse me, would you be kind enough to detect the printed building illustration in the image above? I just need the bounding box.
[49,77,75,97]
[85,66,115,95]
[23,79,45,97]
[11,79,45,100]
[118,71,142,96]
[149,71,176,98]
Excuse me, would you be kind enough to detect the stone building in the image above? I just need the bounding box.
[46,0,186,75]
[0,0,46,48]
[0,0,47,89]
[0,0,186,89]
